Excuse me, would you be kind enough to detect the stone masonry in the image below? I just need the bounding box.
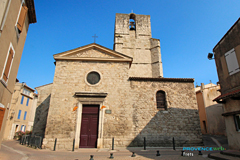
[114,13,163,77]
[33,13,202,150]
[32,83,52,137]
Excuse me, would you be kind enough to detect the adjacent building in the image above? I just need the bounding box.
[195,83,225,135]
[4,82,35,140]
[0,0,36,146]
[212,18,240,149]
[27,93,38,131]
[32,13,202,150]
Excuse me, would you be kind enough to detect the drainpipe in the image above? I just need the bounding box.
[201,83,209,134]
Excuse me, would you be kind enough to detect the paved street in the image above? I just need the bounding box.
[0,136,228,160]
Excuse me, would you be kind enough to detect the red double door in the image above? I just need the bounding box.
[79,105,99,148]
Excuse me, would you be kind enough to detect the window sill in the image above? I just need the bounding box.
[0,79,8,87]
[161,111,168,113]
[15,26,20,41]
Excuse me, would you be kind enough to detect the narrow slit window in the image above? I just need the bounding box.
[156,90,167,110]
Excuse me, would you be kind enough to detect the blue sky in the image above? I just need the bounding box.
[18,0,240,90]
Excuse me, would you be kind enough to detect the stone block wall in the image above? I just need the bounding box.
[32,83,52,137]
[150,38,163,77]
[126,80,202,147]
[100,79,202,148]
[43,60,132,150]
[114,13,153,77]
[114,13,163,78]
[40,59,203,149]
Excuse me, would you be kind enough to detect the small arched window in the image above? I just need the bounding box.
[129,13,136,30]
[156,90,167,110]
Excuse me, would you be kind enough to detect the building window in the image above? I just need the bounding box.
[20,125,25,132]
[23,88,30,96]
[21,96,24,104]
[15,1,28,36]
[156,90,167,110]
[17,110,21,119]
[234,114,240,131]
[225,48,240,75]
[1,45,15,83]
[23,111,27,120]
[26,98,29,106]
[86,71,101,85]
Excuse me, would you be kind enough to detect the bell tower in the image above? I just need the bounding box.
[113,13,163,77]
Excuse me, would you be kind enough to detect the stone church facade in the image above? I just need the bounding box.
[32,13,202,150]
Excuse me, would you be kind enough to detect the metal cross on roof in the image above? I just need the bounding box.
[92,34,98,43]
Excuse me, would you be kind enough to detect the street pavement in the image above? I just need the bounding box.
[0,135,228,160]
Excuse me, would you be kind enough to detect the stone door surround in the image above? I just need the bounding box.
[74,92,107,148]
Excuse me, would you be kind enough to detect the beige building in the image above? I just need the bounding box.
[0,0,36,146]
[195,83,225,135]
[33,13,202,150]
[212,17,240,150]
[27,93,38,131]
[4,82,35,140]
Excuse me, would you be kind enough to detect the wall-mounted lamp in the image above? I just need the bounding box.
[208,53,214,60]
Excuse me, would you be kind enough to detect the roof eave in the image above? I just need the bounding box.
[129,77,195,83]
[26,0,37,24]
[213,17,240,51]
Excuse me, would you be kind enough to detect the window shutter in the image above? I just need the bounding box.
[3,48,14,82]
[18,110,22,119]
[225,48,240,75]
[17,5,28,33]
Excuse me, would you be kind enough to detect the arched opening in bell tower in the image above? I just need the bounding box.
[129,13,136,30]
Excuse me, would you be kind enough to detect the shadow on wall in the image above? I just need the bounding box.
[205,104,226,135]
[32,95,51,138]
[126,107,203,158]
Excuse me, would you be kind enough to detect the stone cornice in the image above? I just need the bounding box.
[129,77,194,83]
[54,57,132,63]
[54,43,132,60]
[75,92,108,98]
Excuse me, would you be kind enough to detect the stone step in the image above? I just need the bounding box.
[220,150,240,158]
[208,152,240,160]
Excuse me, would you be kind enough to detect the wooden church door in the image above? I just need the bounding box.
[79,105,99,148]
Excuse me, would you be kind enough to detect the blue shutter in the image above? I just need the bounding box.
[17,110,21,119]
[21,96,24,104]
[23,111,27,120]
[26,98,29,106]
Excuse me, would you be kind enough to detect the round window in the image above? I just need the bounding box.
[87,71,101,85]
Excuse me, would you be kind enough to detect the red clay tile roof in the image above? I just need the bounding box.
[213,88,240,101]
[129,77,194,82]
